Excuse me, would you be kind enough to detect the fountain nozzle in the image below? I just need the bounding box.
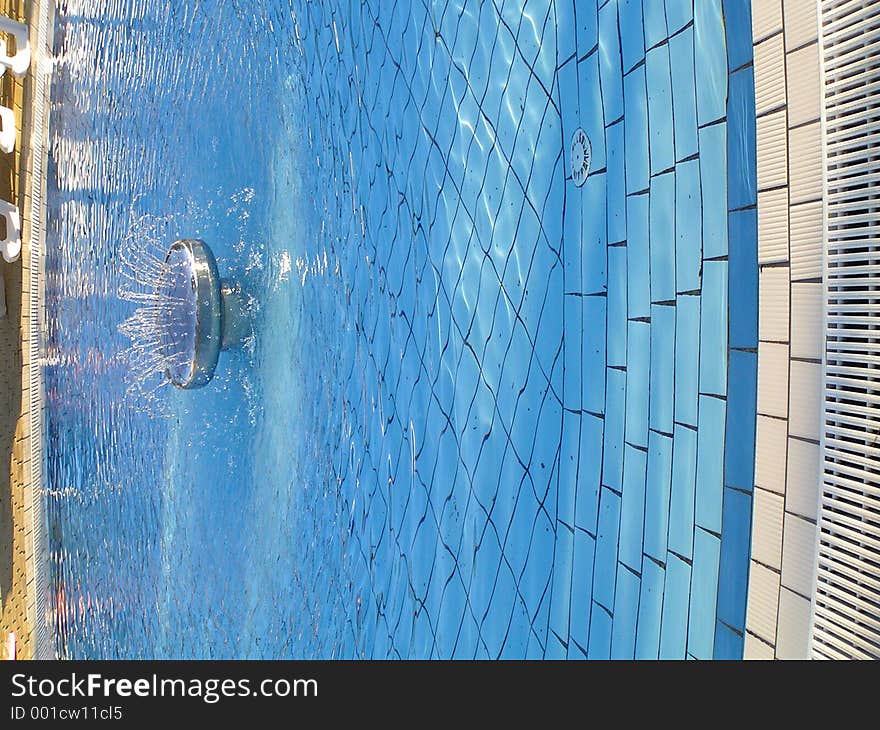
[160,238,249,389]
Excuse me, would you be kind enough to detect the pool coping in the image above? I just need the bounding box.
[17,0,53,660]
[744,0,825,660]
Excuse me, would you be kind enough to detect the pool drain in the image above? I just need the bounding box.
[570,128,592,187]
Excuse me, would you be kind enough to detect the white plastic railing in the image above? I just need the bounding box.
[24,0,54,661]
[813,0,880,660]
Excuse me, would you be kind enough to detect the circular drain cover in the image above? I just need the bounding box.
[570,128,592,187]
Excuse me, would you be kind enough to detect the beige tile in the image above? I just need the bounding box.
[758,342,790,418]
[753,488,786,570]
[759,265,790,342]
[756,415,788,493]
[755,34,787,115]
[790,200,823,281]
[786,42,821,127]
[758,187,790,264]
[786,436,821,521]
[789,121,822,204]
[781,513,817,597]
[744,632,776,660]
[758,110,789,191]
[753,0,784,43]
[791,282,823,359]
[789,359,822,441]
[784,0,820,50]
[776,587,812,659]
[747,561,781,645]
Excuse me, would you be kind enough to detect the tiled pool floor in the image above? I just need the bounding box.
[549,0,758,659]
[44,0,758,659]
[284,0,758,659]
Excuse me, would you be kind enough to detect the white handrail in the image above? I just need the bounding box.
[0,17,30,76]
[0,105,16,153]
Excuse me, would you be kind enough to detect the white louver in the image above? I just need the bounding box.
[813,0,880,660]
[26,0,55,660]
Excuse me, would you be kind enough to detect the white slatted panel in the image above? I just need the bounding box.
[25,0,54,660]
[814,0,880,660]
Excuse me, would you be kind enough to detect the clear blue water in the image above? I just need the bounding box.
[45,0,757,659]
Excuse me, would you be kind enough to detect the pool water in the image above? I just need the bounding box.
[45,0,757,659]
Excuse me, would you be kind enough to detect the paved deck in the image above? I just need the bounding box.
[0,0,50,660]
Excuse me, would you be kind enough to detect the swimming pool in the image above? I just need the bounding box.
[44,0,757,659]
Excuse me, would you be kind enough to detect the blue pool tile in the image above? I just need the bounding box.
[625,320,650,448]
[624,66,650,194]
[665,0,694,33]
[594,487,622,610]
[559,52,581,151]
[607,246,628,367]
[611,567,641,658]
[556,0,578,63]
[436,578,466,657]
[687,527,721,659]
[496,324,530,427]
[582,296,607,414]
[646,44,674,176]
[603,369,627,492]
[504,482,540,578]
[576,413,604,534]
[533,265,565,378]
[675,159,702,293]
[674,294,701,427]
[649,171,676,304]
[471,528,503,621]
[483,566,517,658]
[522,513,556,622]
[577,51,606,172]
[598,1,624,124]
[549,525,575,640]
[581,172,607,295]
[531,413,562,508]
[561,96,582,299]
[644,430,673,561]
[606,121,627,242]
[723,0,752,71]
[696,394,726,534]
[522,3,556,90]
[649,304,675,434]
[700,122,729,260]
[698,260,728,396]
[559,411,580,525]
[659,553,691,658]
[714,620,744,660]
[635,558,665,659]
[564,296,583,410]
[694,0,727,126]
[668,27,698,161]
[728,65,757,210]
[643,0,669,50]
[525,629,546,660]
[546,633,568,659]
[588,603,613,659]
[619,0,645,73]
[716,486,753,636]
[728,207,758,349]
[626,194,650,319]
[570,530,596,649]
[619,444,648,572]
[724,350,757,491]
[668,423,697,559]
[576,0,599,56]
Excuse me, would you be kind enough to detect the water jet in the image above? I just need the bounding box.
[119,238,249,392]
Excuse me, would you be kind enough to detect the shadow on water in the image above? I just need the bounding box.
[0,257,23,611]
